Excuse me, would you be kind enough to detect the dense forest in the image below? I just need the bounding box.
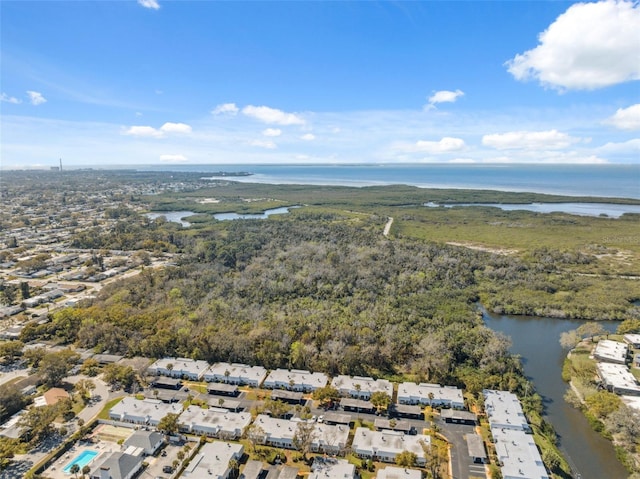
[34,213,531,396]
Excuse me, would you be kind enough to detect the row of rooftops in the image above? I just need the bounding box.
[593,338,640,401]
[147,357,465,402]
[483,390,549,479]
[594,339,629,364]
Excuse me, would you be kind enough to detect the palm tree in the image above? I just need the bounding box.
[70,463,80,478]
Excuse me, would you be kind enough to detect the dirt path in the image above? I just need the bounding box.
[383,217,393,237]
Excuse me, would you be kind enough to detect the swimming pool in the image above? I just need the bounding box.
[63,450,98,474]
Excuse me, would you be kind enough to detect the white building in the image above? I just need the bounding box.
[331,375,393,400]
[493,428,549,479]
[376,466,423,479]
[147,357,210,380]
[397,383,464,409]
[593,340,628,365]
[597,362,640,395]
[309,458,356,479]
[179,406,251,439]
[483,390,530,433]
[89,452,143,479]
[263,369,329,392]
[623,334,640,348]
[252,415,349,454]
[203,362,267,387]
[181,441,244,479]
[108,398,182,427]
[351,427,430,466]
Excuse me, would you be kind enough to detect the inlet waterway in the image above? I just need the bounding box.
[145,206,298,226]
[483,310,627,479]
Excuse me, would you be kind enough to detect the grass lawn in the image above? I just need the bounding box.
[98,397,124,420]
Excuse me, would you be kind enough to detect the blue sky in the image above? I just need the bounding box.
[1,0,639,168]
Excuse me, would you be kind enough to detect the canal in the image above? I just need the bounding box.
[483,310,628,479]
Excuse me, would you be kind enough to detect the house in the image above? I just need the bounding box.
[180,441,244,479]
[465,433,487,464]
[89,451,143,479]
[252,415,349,454]
[0,305,25,318]
[593,340,628,365]
[597,362,640,395]
[397,383,464,409]
[331,375,393,400]
[493,428,549,479]
[122,430,164,456]
[204,362,267,387]
[376,466,423,479]
[483,390,531,433]
[624,334,640,349]
[147,357,210,380]
[351,428,430,466]
[178,406,251,439]
[43,387,70,406]
[263,369,328,392]
[309,457,356,479]
[108,398,182,427]
[0,411,28,439]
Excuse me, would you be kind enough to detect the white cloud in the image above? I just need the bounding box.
[262,128,282,137]
[26,91,47,105]
[212,103,239,115]
[1,93,21,104]
[242,105,305,125]
[482,130,580,150]
[138,0,160,10]
[160,122,192,134]
[597,138,640,154]
[605,104,640,131]
[396,137,466,154]
[506,0,640,90]
[160,154,188,162]
[249,139,277,149]
[123,125,164,138]
[300,133,316,141]
[426,89,464,109]
[123,122,191,138]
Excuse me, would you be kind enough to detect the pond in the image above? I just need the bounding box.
[483,310,627,479]
[145,206,299,225]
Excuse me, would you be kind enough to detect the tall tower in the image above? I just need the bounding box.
[59,158,63,171]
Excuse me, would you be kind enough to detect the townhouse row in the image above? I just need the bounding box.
[148,357,465,408]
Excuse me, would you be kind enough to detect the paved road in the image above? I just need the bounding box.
[66,375,113,423]
[0,366,30,387]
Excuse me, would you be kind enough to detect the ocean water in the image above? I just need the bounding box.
[136,163,640,200]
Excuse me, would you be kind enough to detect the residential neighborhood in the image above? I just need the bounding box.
[0,337,558,479]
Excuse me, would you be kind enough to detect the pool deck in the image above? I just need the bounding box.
[44,441,119,479]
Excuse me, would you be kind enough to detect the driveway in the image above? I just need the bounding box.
[434,417,487,479]
[65,375,115,423]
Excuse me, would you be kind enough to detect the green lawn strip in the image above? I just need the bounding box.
[98,397,124,420]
